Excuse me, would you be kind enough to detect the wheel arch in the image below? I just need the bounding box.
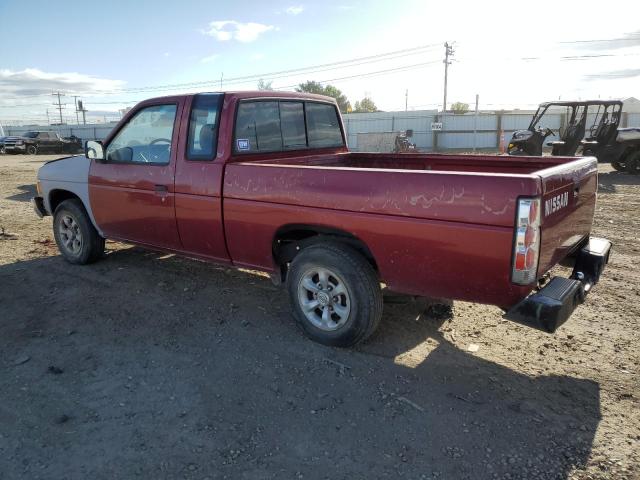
[46,187,103,236]
[272,224,379,283]
[49,189,82,213]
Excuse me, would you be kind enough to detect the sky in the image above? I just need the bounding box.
[0,0,639,125]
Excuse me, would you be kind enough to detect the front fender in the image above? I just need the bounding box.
[37,155,103,235]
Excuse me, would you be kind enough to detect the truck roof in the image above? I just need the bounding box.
[137,90,338,105]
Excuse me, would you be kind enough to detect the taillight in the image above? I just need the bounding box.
[512,197,541,285]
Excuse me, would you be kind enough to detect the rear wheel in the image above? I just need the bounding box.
[625,150,640,175]
[287,242,383,347]
[53,199,105,264]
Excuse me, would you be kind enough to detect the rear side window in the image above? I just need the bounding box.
[187,93,223,160]
[235,101,282,152]
[306,103,343,148]
[234,100,343,154]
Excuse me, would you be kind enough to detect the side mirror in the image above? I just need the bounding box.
[85,140,104,160]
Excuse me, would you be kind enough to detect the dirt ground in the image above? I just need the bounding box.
[0,154,638,480]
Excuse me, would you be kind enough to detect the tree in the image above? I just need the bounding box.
[353,97,378,113]
[451,102,469,114]
[257,78,273,91]
[296,81,352,113]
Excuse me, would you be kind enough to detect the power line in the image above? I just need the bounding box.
[0,43,442,101]
[272,60,442,90]
[90,43,443,95]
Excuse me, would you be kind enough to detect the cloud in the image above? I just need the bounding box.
[0,68,125,101]
[585,68,640,81]
[200,53,220,64]
[565,30,640,51]
[202,20,275,43]
[285,5,304,15]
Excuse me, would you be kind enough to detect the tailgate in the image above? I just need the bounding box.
[536,157,598,275]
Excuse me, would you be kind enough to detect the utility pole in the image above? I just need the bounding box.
[52,92,66,124]
[220,72,224,90]
[405,89,408,112]
[442,42,455,113]
[46,109,50,125]
[473,94,479,153]
[73,96,80,125]
[77,100,87,125]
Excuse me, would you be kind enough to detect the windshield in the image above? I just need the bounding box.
[22,131,38,138]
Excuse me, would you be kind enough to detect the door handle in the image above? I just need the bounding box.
[154,185,169,201]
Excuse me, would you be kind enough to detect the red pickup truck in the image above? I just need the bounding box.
[33,91,611,346]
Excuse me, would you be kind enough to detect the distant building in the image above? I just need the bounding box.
[623,97,640,113]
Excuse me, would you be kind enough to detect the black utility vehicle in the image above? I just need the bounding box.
[508,100,640,174]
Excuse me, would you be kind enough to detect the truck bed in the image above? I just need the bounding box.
[244,151,575,174]
[223,152,597,308]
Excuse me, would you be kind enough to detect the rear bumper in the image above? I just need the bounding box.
[504,237,611,333]
[32,196,48,218]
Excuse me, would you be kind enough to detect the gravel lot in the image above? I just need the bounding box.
[0,154,638,480]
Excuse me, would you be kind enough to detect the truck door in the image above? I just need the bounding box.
[173,93,230,262]
[88,99,183,249]
[37,132,52,152]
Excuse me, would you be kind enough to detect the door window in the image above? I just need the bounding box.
[105,104,177,164]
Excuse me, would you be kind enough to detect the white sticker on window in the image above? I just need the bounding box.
[237,139,250,151]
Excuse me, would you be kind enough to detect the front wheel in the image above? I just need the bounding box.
[26,145,37,155]
[53,199,105,264]
[287,242,383,347]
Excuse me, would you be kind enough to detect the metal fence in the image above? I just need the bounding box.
[3,110,640,153]
[343,110,640,152]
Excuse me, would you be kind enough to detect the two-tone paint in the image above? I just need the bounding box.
[36,91,600,311]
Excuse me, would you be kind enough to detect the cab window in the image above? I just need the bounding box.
[233,100,343,154]
[105,104,177,164]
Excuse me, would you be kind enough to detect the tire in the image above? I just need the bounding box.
[53,199,105,264]
[287,242,383,347]
[611,160,626,172]
[26,145,37,155]
[625,150,640,175]
[0,146,5,154]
